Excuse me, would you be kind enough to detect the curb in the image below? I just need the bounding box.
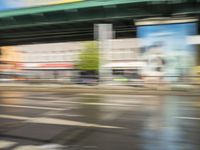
[0,84,200,96]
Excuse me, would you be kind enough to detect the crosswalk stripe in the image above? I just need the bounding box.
[0,140,64,150]
[13,145,44,150]
[0,140,16,149]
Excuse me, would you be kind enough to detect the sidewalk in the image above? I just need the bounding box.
[0,82,200,96]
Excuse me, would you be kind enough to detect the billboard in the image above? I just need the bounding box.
[0,0,83,11]
[137,20,197,81]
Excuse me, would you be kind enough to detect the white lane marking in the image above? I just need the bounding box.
[0,104,65,111]
[46,113,83,117]
[0,114,29,120]
[13,145,43,150]
[28,96,60,100]
[105,100,145,104]
[52,99,143,104]
[51,101,138,107]
[0,114,123,129]
[28,117,124,129]
[38,144,65,149]
[20,99,67,107]
[105,95,157,98]
[0,140,17,149]
[28,96,76,101]
[14,144,64,150]
[175,116,200,120]
[78,93,157,98]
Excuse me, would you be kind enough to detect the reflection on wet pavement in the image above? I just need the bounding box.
[0,91,199,150]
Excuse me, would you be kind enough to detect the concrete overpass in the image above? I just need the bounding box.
[0,0,199,46]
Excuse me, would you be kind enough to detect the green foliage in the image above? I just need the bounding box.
[78,42,99,71]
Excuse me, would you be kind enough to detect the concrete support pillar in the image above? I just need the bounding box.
[94,24,113,83]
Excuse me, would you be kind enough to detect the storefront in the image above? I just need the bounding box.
[18,63,74,80]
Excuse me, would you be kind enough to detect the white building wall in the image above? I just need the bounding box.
[17,42,84,63]
[17,38,141,64]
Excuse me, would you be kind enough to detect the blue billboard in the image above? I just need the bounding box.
[137,22,197,81]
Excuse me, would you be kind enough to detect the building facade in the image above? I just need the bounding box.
[0,46,22,80]
[15,38,141,80]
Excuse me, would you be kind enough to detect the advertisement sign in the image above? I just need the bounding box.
[137,20,197,81]
[0,0,83,11]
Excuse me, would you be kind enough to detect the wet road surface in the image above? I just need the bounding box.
[0,91,200,150]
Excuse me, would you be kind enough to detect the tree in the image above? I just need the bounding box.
[78,42,99,72]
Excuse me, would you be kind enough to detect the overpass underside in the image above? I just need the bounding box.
[0,0,199,46]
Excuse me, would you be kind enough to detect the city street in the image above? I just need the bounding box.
[1,1,200,150]
[0,91,200,150]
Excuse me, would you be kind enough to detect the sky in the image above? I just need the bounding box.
[0,0,82,11]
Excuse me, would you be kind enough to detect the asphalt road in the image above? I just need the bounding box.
[0,91,200,150]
